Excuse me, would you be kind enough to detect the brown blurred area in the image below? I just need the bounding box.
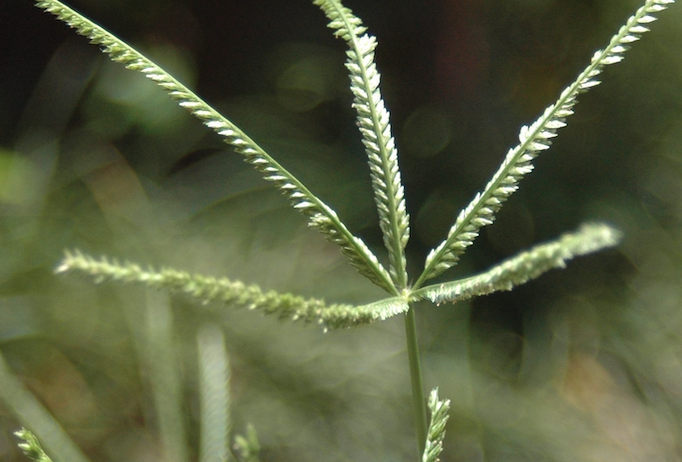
[1,0,682,461]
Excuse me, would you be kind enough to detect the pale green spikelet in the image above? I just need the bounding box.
[234,424,260,462]
[422,389,450,462]
[56,250,408,329]
[14,428,53,462]
[412,223,622,306]
[314,0,410,288]
[417,0,675,285]
[35,0,396,293]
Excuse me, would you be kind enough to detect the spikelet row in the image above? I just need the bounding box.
[419,0,674,284]
[414,223,621,305]
[423,389,451,462]
[314,0,410,287]
[36,0,395,293]
[56,250,407,330]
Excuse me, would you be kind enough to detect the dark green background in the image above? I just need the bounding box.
[1,1,682,461]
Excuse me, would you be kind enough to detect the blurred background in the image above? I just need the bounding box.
[1,0,682,460]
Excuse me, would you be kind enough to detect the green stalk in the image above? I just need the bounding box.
[404,305,427,456]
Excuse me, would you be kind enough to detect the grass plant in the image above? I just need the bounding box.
[1,0,678,460]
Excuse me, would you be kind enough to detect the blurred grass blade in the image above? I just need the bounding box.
[144,291,189,462]
[0,352,91,462]
[197,324,234,462]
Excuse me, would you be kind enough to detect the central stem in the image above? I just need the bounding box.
[404,305,427,457]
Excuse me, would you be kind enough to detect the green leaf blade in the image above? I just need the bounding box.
[197,325,234,462]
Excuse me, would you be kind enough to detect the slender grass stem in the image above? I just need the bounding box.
[404,305,427,457]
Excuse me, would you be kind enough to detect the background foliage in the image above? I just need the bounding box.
[1,0,682,461]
